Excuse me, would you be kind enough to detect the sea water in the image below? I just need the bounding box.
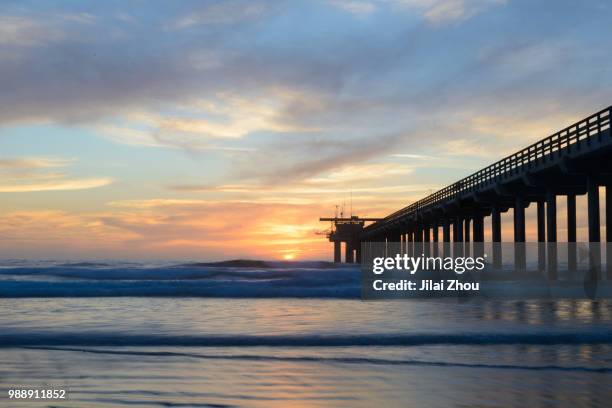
[0,261,611,407]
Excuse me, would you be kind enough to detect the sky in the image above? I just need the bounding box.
[0,0,610,261]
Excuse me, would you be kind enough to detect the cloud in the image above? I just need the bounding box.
[222,132,409,185]
[0,210,138,259]
[0,177,112,193]
[0,156,112,193]
[413,0,505,24]
[169,0,277,29]
[485,40,571,77]
[107,199,212,209]
[1,1,606,161]
[390,153,434,159]
[0,2,415,130]
[0,157,74,169]
[168,182,433,196]
[0,190,600,260]
[467,111,580,143]
[439,138,493,158]
[0,15,64,47]
[164,160,439,212]
[98,200,335,260]
[329,0,377,15]
[94,89,327,152]
[330,0,506,23]
[0,0,610,260]
[304,163,414,184]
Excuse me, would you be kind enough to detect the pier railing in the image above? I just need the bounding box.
[369,106,611,228]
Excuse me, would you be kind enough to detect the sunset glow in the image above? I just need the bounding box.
[0,1,610,260]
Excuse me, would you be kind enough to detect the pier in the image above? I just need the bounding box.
[321,105,612,275]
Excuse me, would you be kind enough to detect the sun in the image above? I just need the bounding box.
[282,253,296,260]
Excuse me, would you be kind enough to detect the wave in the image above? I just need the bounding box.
[0,262,357,280]
[2,330,612,347]
[1,261,610,299]
[0,262,361,298]
[0,279,359,298]
[22,346,612,373]
[178,260,336,269]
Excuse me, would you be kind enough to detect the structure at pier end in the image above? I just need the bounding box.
[319,216,382,263]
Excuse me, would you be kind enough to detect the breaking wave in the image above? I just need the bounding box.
[0,260,360,298]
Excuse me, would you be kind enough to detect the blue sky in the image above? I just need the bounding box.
[0,0,610,260]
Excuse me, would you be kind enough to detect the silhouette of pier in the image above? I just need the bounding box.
[321,105,612,276]
[319,216,382,263]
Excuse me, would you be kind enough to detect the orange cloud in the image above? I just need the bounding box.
[0,200,343,260]
[0,177,112,192]
[0,156,112,192]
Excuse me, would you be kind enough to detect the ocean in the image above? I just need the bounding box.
[1,260,611,407]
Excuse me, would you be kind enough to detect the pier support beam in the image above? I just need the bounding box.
[587,177,601,280]
[345,242,354,263]
[432,221,439,257]
[453,217,463,257]
[473,214,485,259]
[607,186,612,242]
[414,225,423,257]
[537,200,546,272]
[414,225,423,242]
[607,186,612,278]
[423,224,430,256]
[514,196,525,237]
[406,230,413,257]
[546,190,557,279]
[464,217,471,257]
[588,178,600,242]
[514,196,526,271]
[491,206,501,269]
[514,197,526,242]
[546,191,557,241]
[334,241,341,263]
[473,214,484,242]
[443,218,451,258]
[567,194,577,276]
[443,219,451,242]
[453,217,463,242]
